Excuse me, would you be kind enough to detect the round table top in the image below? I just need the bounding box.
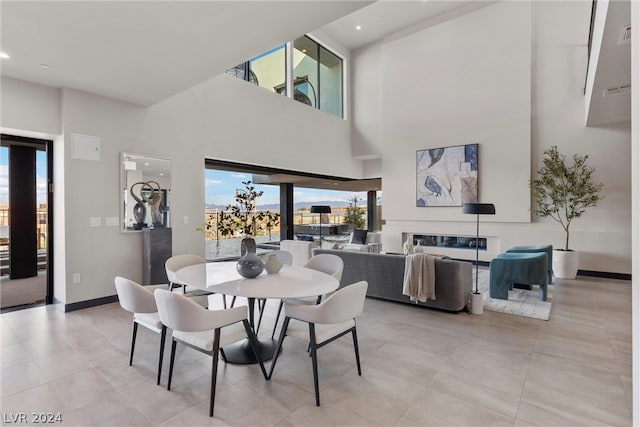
[175,261,339,299]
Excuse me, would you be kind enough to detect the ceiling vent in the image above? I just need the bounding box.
[618,25,631,45]
[603,84,631,97]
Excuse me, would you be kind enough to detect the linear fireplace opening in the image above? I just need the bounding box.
[411,234,487,251]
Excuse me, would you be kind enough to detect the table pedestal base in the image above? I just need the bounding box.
[223,338,277,364]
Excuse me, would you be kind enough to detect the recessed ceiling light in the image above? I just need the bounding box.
[302,48,307,53]
[144,162,150,166]
[40,64,51,70]
[355,25,362,30]
[0,51,9,59]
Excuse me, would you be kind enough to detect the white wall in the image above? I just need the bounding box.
[1,77,61,136]
[352,1,631,274]
[351,40,383,158]
[631,0,639,423]
[1,67,361,304]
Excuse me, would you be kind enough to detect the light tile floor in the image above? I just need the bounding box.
[0,274,632,426]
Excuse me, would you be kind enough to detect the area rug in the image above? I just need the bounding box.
[475,269,553,320]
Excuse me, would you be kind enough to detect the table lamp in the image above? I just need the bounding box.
[310,205,331,243]
[462,203,495,314]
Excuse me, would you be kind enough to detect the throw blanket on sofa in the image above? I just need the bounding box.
[402,253,438,302]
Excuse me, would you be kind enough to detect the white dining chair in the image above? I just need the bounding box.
[114,276,167,386]
[255,250,293,333]
[153,289,268,417]
[165,254,226,308]
[268,281,368,406]
[270,253,343,339]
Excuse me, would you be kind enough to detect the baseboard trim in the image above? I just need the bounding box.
[63,295,118,312]
[457,260,631,281]
[577,270,631,281]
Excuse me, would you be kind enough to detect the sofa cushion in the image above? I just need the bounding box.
[350,229,368,244]
[296,234,315,242]
[312,248,472,312]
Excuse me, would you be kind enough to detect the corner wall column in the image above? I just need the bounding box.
[367,190,376,232]
[280,183,294,240]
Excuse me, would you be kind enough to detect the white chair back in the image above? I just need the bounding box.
[165,254,205,285]
[280,240,317,266]
[304,254,344,281]
[154,289,246,333]
[286,281,367,325]
[115,276,157,314]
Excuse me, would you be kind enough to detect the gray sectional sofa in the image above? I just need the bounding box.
[312,248,473,312]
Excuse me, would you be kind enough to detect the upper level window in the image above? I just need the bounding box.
[293,36,343,118]
[250,45,286,95]
[227,36,343,119]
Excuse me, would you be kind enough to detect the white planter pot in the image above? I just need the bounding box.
[470,292,483,315]
[552,250,579,279]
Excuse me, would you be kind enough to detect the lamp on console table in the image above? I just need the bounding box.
[310,205,331,245]
[462,202,496,315]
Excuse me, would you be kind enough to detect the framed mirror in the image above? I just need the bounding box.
[120,152,171,233]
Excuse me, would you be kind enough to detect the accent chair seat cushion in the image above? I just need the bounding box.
[505,244,553,284]
[134,312,163,332]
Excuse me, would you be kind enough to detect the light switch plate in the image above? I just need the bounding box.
[105,217,119,227]
[90,217,101,227]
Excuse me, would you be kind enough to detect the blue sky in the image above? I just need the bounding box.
[0,147,48,205]
[205,168,366,206]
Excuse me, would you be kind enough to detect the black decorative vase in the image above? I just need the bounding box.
[236,237,264,279]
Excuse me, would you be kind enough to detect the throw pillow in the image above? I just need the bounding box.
[351,229,368,244]
[296,234,315,242]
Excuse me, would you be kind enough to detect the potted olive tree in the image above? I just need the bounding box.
[342,195,366,230]
[530,146,603,279]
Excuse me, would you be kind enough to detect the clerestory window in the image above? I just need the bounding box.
[227,36,344,119]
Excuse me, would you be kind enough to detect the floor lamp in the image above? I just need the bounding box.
[310,205,331,244]
[462,203,496,315]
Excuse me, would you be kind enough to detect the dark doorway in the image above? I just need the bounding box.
[1,134,53,311]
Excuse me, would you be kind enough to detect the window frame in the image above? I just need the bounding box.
[228,35,346,119]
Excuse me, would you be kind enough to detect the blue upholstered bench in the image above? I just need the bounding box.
[489,252,548,301]
[505,244,553,284]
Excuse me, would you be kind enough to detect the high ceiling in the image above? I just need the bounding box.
[321,1,490,50]
[0,1,630,127]
[0,1,372,106]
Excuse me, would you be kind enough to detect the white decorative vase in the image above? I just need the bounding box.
[263,253,283,274]
[470,292,483,315]
[552,250,579,279]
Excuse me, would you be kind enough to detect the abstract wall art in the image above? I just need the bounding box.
[416,143,478,207]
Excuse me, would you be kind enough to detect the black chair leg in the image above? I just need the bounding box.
[267,317,290,379]
[230,296,237,308]
[270,301,284,339]
[351,327,361,376]
[157,325,167,385]
[222,294,227,309]
[167,339,177,390]
[309,323,320,406]
[209,329,220,417]
[129,322,138,366]
[219,348,227,363]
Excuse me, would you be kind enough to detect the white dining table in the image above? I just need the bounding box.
[175,261,339,364]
